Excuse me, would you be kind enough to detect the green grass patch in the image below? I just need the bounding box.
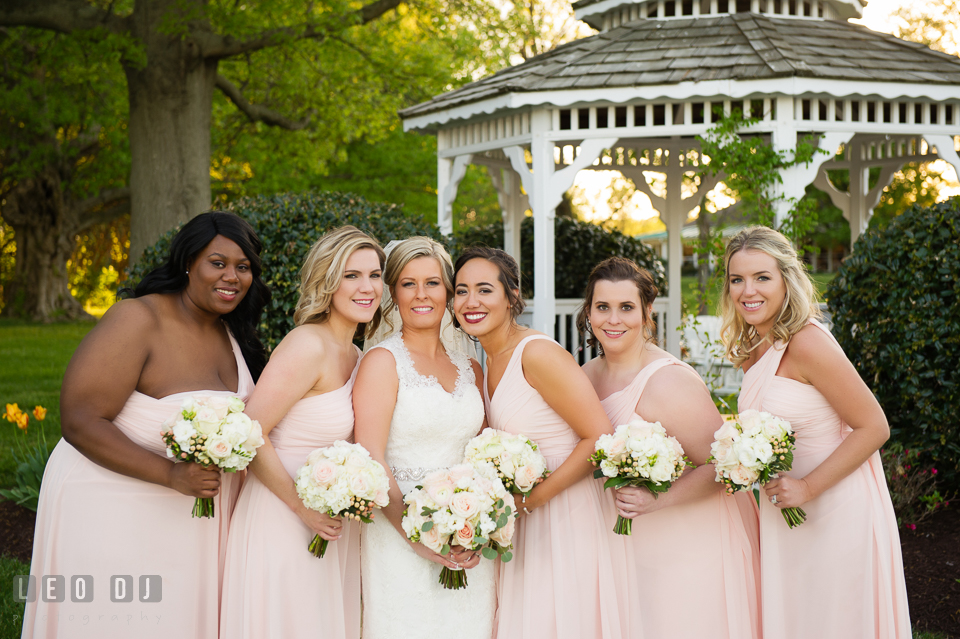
[0,319,94,488]
[0,555,28,639]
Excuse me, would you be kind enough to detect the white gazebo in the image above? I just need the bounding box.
[400,0,960,357]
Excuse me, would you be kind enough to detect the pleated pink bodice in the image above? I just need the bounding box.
[599,357,760,639]
[740,319,911,638]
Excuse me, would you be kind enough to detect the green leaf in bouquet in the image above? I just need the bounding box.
[646,481,670,495]
[358,513,374,524]
[593,468,606,479]
[420,506,438,516]
[481,546,498,561]
[503,505,512,517]
[421,521,434,532]
[495,498,504,508]
[440,544,450,555]
[603,476,632,490]
[497,513,508,528]
[501,551,513,563]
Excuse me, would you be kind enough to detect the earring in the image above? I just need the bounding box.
[185,270,189,274]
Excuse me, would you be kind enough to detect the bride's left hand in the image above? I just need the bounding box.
[448,545,482,569]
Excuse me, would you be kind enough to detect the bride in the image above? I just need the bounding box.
[354,237,495,638]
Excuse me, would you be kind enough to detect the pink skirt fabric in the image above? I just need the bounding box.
[219,356,362,639]
[600,358,760,639]
[740,319,910,638]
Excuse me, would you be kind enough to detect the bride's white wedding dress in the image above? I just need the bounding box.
[360,332,495,638]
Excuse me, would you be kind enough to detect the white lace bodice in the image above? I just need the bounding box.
[371,333,484,484]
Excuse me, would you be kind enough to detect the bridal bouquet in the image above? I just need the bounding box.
[161,395,264,518]
[295,441,390,558]
[463,428,548,495]
[402,463,515,590]
[708,409,806,528]
[590,416,689,535]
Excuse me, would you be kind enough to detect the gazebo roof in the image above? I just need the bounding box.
[400,13,960,120]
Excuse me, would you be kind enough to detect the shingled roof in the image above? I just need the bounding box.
[400,13,960,119]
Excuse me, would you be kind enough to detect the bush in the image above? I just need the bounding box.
[881,442,952,529]
[129,191,447,350]
[827,197,960,488]
[131,192,665,351]
[455,216,665,298]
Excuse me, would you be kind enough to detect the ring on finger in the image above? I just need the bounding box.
[770,495,778,505]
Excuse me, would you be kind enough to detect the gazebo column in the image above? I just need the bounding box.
[436,154,472,235]
[487,166,528,272]
[927,135,960,189]
[507,120,616,335]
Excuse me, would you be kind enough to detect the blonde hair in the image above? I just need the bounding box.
[382,237,455,333]
[294,225,386,339]
[719,226,821,368]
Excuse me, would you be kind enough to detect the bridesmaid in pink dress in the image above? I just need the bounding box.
[579,257,760,639]
[453,247,637,639]
[721,226,910,638]
[220,226,384,639]
[22,212,270,639]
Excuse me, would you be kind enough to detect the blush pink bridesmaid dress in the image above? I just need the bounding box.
[600,357,761,639]
[740,319,911,638]
[219,351,362,639]
[485,335,638,639]
[21,331,252,639]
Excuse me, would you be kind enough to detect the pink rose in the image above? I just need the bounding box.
[729,465,759,486]
[490,516,515,546]
[206,435,232,460]
[449,492,480,519]
[206,396,230,420]
[455,521,475,548]
[425,479,455,507]
[374,489,389,508]
[350,473,370,496]
[420,525,445,553]
[514,465,540,492]
[312,460,338,487]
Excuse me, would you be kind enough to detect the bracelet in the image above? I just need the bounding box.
[521,494,532,515]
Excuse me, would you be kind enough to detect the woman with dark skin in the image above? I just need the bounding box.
[22,211,269,639]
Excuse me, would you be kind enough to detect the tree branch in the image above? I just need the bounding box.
[203,0,403,58]
[215,74,310,130]
[0,0,130,35]
[76,186,130,230]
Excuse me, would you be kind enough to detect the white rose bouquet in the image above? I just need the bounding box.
[401,463,515,590]
[589,415,689,535]
[160,395,264,518]
[708,409,806,528]
[295,440,390,558]
[462,428,548,496]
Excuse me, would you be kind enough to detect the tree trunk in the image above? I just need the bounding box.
[1,168,91,321]
[125,0,217,263]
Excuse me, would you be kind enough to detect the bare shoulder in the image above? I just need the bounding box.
[271,324,329,361]
[643,359,709,402]
[521,335,570,364]
[357,346,398,375]
[786,324,846,366]
[79,297,159,355]
[580,356,602,383]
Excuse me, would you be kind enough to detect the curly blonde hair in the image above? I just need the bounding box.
[293,226,386,339]
[720,226,821,368]
[382,237,455,333]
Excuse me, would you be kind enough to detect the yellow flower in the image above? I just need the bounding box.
[4,403,21,423]
[16,411,29,431]
[33,406,47,421]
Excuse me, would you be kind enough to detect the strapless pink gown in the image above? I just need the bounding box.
[740,319,910,638]
[600,358,760,639]
[219,353,362,639]
[22,332,252,639]
[485,335,637,639]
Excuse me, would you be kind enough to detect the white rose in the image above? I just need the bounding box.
[226,396,246,414]
[501,436,525,455]
[420,526,445,553]
[206,435,233,460]
[714,420,740,442]
[738,410,763,436]
[514,464,541,493]
[241,420,264,453]
[172,419,198,451]
[194,406,222,436]
[600,459,618,478]
[730,464,759,486]
[205,396,231,420]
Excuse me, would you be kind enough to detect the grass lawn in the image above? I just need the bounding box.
[0,319,94,488]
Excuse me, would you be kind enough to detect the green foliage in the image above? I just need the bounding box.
[454,216,665,298]
[129,191,448,351]
[881,442,953,529]
[828,197,960,488]
[0,439,50,513]
[0,555,29,638]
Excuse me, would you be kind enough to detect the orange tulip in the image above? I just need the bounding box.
[16,411,29,431]
[33,406,47,421]
[4,403,21,423]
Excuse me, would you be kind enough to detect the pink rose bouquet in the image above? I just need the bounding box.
[401,463,515,590]
[295,440,390,558]
[462,428,548,495]
[161,395,264,518]
[590,415,689,535]
[708,409,806,528]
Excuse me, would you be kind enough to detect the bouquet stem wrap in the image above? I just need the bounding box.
[193,497,215,519]
[439,566,468,590]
